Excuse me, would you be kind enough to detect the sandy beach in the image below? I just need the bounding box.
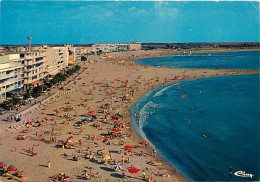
[0,49,259,182]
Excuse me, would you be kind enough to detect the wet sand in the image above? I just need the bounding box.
[0,49,259,182]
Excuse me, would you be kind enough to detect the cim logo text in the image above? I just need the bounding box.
[234,171,254,178]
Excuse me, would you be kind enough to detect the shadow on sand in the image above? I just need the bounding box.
[100,167,114,172]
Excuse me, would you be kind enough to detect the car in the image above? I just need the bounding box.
[15,95,24,99]
[28,96,34,101]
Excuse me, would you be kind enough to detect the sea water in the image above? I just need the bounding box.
[134,50,260,70]
[131,51,260,181]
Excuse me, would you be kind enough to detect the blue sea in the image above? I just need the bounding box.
[134,50,260,70]
[131,51,260,181]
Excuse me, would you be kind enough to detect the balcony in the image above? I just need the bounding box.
[23,69,31,73]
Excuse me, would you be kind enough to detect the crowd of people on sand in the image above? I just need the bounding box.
[0,51,199,182]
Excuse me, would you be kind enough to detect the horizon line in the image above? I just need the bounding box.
[1,0,259,2]
[0,41,259,46]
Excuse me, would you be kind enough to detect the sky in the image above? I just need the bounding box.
[0,1,259,44]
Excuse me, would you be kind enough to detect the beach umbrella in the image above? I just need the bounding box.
[103,138,108,143]
[124,145,132,149]
[118,114,123,118]
[111,118,117,121]
[7,169,15,173]
[92,115,97,120]
[128,168,138,174]
[102,155,110,160]
[174,76,179,80]
[68,136,73,139]
[88,111,94,114]
[0,162,6,168]
[113,162,122,171]
[7,165,17,171]
[112,129,119,133]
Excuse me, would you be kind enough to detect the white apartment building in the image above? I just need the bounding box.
[44,47,69,76]
[91,42,142,54]
[20,50,46,90]
[0,54,24,102]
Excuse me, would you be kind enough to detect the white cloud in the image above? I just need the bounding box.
[128,6,149,16]
[154,1,178,18]
[72,5,114,20]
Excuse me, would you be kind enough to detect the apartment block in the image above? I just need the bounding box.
[0,54,24,102]
[67,45,81,64]
[91,42,141,54]
[44,47,69,75]
[19,50,46,90]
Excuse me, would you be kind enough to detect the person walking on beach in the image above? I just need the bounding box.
[48,161,51,168]
[122,156,124,165]
[153,150,157,157]
[79,139,82,146]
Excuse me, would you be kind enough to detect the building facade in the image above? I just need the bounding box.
[0,54,24,102]
[44,47,69,75]
[67,45,81,64]
[91,42,142,54]
[19,50,46,90]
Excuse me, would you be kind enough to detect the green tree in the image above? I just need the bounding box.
[13,97,22,106]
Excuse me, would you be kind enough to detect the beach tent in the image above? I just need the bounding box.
[113,163,122,171]
[128,168,138,174]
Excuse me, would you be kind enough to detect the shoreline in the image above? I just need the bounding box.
[0,49,259,182]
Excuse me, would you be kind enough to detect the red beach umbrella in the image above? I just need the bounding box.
[174,76,179,80]
[128,168,138,174]
[7,169,15,173]
[111,118,118,121]
[124,145,132,149]
[68,136,73,139]
[112,129,119,133]
[103,138,108,143]
[88,111,94,114]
